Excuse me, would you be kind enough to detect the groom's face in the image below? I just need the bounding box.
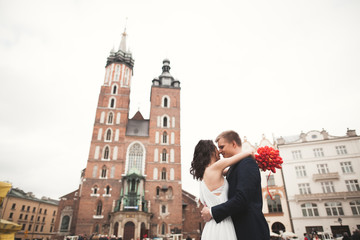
[217,138,235,158]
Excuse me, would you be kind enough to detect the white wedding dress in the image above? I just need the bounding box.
[199,179,237,240]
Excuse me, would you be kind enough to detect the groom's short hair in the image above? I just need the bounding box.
[215,130,242,147]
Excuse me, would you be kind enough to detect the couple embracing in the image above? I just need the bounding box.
[190,130,270,240]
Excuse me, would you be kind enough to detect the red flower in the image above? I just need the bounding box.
[255,146,283,173]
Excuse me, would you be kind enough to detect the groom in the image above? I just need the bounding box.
[201,130,270,240]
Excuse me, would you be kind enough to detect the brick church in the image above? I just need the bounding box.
[54,30,202,240]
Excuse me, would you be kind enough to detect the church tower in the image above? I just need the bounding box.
[57,30,183,240]
[74,29,135,235]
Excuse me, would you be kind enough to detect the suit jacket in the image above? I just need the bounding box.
[212,156,270,240]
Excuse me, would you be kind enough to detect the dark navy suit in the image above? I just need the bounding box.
[212,156,270,240]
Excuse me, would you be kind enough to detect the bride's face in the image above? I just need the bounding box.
[214,147,220,161]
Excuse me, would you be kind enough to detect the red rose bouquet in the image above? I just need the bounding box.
[255,146,283,173]
[255,146,283,199]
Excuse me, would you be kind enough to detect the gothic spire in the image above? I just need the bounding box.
[119,29,127,52]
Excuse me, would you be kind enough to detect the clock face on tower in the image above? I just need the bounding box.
[162,77,171,86]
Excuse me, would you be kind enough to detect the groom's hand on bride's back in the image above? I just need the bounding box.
[201,206,212,222]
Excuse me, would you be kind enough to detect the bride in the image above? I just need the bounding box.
[190,140,254,240]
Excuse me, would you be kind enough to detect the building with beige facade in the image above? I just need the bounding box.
[277,129,360,238]
[0,187,59,240]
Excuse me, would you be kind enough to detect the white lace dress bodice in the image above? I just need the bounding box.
[199,179,237,240]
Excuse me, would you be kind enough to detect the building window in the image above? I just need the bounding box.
[103,146,110,160]
[101,166,107,178]
[105,185,110,195]
[162,131,168,144]
[35,225,38,232]
[92,165,98,178]
[108,112,114,124]
[295,166,307,177]
[33,207,36,213]
[31,215,34,221]
[37,216,40,221]
[292,150,302,159]
[161,168,167,180]
[321,181,335,193]
[127,143,144,174]
[19,214,23,220]
[301,203,319,217]
[112,85,117,94]
[28,224,32,231]
[161,205,166,214]
[345,180,360,192]
[161,223,166,235]
[341,162,353,173]
[96,201,102,216]
[317,164,329,174]
[21,224,25,230]
[109,98,115,108]
[53,210,56,216]
[50,226,53,233]
[44,209,47,215]
[106,129,112,141]
[42,217,45,222]
[336,145,347,155]
[156,187,160,197]
[21,205,25,211]
[162,149,167,162]
[268,175,275,186]
[325,202,344,216]
[60,215,70,232]
[11,203,16,209]
[9,212,13,219]
[40,225,44,232]
[313,148,324,157]
[92,186,99,195]
[163,116,168,127]
[163,97,168,107]
[39,208,42,214]
[124,69,129,85]
[153,168,158,180]
[170,168,175,180]
[267,195,282,213]
[25,215,28,220]
[298,183,311,194]
[350,200,360,215]
[27,206,30,212]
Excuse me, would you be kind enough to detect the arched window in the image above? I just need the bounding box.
[105,185,110,195]
[163,117,168,127]
[106,129,112,141]
[325,202,344,216]
[92,165,98,178]
[350,200,360,215]
[161,205,166,214]
[168,187,173,198]
[156,187,160,197]
[153,168,158,180]
[161,223,166,235]
[96,201,102,216]
[301,203,319,217]
[93,185,99,194]
[163,97,168,107]
[267,195,282,213]
[60,215,70,231]
[170,168,175,180]
[101,166,107,178]
[110,98,115,108]
[112,85,117,94]
[103,146,110,160]
[108,112,113,124]
[124,69,129,85]
[161,168,166,180]
[162,149,167,162]
[162,131,167,144]
[127,143,144,174]
[94,224,99,234]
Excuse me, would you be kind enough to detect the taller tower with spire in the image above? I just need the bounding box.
[55,30,184,240]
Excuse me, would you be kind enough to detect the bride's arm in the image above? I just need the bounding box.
[212,150,254,172]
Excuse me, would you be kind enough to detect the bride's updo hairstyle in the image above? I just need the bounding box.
[190,140,216,180]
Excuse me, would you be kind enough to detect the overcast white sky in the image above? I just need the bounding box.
[1,0,359,199]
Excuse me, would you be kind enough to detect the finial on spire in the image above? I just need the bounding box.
[119,18,128,52]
